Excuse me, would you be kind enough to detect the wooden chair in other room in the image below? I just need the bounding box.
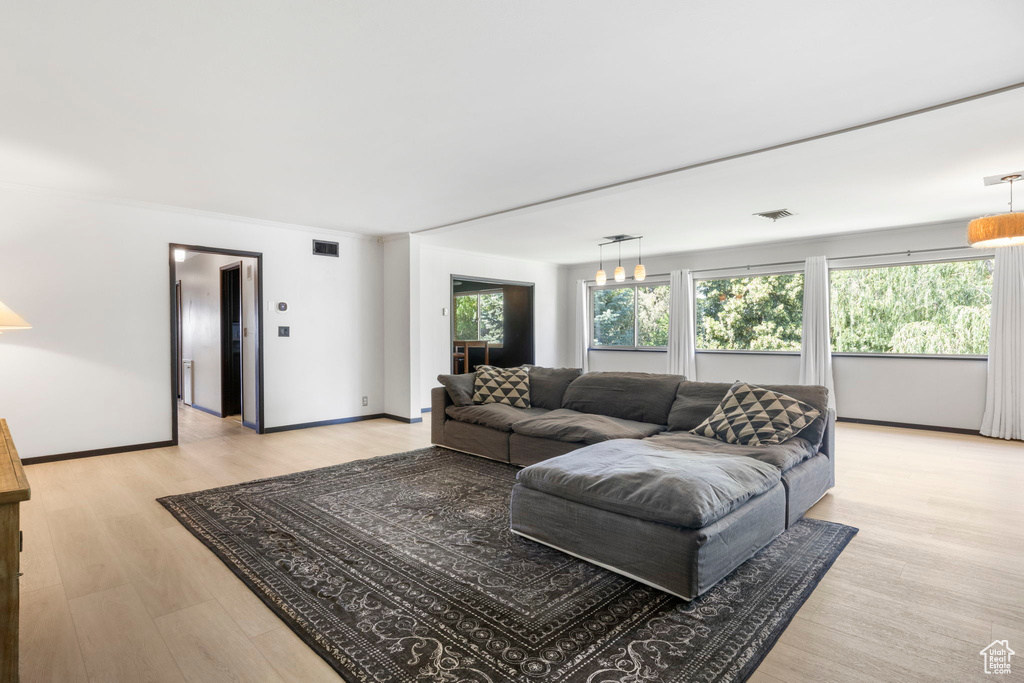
[453,340,489,373]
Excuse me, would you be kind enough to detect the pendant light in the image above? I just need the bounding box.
[613,241,626,282]
[969,174,1024,248]
[595,244,607,285]
[633,237,646,281]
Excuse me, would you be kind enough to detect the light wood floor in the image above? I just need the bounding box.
[18,406,1024,682]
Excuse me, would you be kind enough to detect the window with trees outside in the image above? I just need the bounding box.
[696,273,804,351]
[830,259,992,355]
[592,283,670,349]
[454,291,504,343]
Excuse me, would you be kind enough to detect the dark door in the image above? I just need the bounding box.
[175,281,183,399]
[501,285,535,366]
[220,264,242,416]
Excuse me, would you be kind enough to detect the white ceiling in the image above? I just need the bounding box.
[2,1,1023,254]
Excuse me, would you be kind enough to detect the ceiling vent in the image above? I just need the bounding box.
[753,209,793,222]
[312,239,339,257]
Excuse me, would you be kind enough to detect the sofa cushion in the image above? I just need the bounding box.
[527,366,583,410]
[561,372,683,424]
[437,373,476,407]
[644,431,817,471]
[668,381,830,447]
[512,408,666,444]
[473,365,531,408]
[445,403,549,432]
[516,439,781,529]
[691,382,821,446]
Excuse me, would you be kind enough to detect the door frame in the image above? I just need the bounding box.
[449,274,536,371]
[169,244,265,444]
[219,262,243,418]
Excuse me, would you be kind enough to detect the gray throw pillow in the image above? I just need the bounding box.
[528,367,583,410]
[669,381,829,447]
[437,373,476,407]
[691,382,821,446]
[473,365,531,408]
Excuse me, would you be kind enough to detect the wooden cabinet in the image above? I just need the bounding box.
[0,420,30,683]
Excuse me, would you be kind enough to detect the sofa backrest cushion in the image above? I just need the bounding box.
[527,367,583,410]
[668,381,830,447]
[437,373,476,407]
[561,372,683,424]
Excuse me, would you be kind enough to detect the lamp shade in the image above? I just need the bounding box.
[634,263,646,281]
[613,266,626,282]
[968,213,1024,248]
[595,269,607,285]
[0,300,31,330]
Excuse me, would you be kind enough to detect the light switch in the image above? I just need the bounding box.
[442,307,449,316]
[278,326,290,337]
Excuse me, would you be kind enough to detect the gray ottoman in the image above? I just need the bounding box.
[509,439,787,600]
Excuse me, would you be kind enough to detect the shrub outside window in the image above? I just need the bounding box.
[454,291,504,343]
[592,283,670,349]
[695,273,804,351]
[830,259,992,355]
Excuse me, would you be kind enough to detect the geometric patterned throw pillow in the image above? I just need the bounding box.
[472,365,531,408]
[691,382,821,446]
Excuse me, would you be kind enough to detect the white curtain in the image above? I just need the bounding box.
[981,246,1024,440]
[574,279,590,373]
[799,256,836,410]
[668,269,697,379]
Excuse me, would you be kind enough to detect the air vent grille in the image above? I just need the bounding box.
[312,239,339,257]
[753,209,793,222]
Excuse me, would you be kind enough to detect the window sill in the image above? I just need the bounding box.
[831,352,987,361]
[588,347,667,353]
[696,349,799,356]
[693,350,987,360]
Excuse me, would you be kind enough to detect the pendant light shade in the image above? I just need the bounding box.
[595,269,607,285]
[968,213,1024,248]
[0,299,31,332]
[633,236,646,281]
[613,266,626,282]
[970,175,1024,248]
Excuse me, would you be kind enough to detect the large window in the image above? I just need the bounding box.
[830,259,992,355]
[454,291,504,342]
[696,273,804,351]
[592,283,670,349]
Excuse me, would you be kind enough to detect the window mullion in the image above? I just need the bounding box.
[633,285,639,348]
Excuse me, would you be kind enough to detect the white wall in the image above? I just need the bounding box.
[0,184,385,458]
[177,252,258,422]
[418,244,565,410]
[566,221,992,430]
[382,235,421,421]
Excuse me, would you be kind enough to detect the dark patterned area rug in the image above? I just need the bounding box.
[159,447,856,683]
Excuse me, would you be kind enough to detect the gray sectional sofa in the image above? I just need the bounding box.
[431,369,835,599]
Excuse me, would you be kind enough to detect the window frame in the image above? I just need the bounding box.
[453,288,504,343]
[589,279,670,351]
[690,255,992,359]
[692,269,805,354]
[827,255,992,359]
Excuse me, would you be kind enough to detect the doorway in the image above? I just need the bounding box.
[170,244,265,445]
[450,276,535,374]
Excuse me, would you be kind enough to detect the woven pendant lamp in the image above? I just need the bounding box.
[969,175,1024,248]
